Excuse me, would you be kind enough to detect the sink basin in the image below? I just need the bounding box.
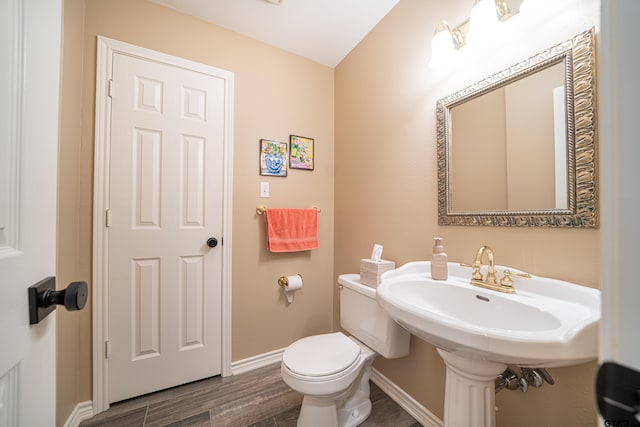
[376,261,601,368]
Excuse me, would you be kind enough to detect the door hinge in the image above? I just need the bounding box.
[108,79,114,98]
[105,209,112,227]
[104,340,111,359]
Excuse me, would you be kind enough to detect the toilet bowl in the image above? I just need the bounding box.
[281,274,411,427]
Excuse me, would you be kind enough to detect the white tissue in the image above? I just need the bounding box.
[371,244,383,262]
[283,274,303,304]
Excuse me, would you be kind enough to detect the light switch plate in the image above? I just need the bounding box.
[260,182,270,198]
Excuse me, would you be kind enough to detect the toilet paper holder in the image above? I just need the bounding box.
[279,274,303,304]
[278,274,303,287]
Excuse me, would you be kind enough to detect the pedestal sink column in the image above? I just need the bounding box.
[437,349,507,427]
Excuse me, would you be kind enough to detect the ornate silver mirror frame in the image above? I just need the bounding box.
[437,28,597,227]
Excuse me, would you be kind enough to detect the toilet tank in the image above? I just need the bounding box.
[338,274,410,359]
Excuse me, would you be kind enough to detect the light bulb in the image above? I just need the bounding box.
[429,20,459,70]
[468,0,500,47]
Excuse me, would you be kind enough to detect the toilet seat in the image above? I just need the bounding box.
[282,332,362,378]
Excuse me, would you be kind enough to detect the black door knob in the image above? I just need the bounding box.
[41,281,88,311]
[29,277,89,324]
[207,237,218,248]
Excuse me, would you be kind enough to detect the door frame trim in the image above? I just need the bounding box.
[92,36,234,414]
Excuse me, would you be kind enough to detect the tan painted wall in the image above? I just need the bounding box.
[57,0,92,425]
[57,0,334,423]
[335,0,599,425]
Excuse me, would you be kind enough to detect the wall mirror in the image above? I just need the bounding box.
[437,29,597,227]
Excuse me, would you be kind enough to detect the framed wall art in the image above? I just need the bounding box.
[260,139,288,177]
[289,135,314,170]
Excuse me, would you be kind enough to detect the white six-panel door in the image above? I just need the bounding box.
[106,51,226,403]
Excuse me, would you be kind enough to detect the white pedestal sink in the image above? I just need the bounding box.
[376,261,601,427]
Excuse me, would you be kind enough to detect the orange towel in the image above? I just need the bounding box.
[265,208,319,252]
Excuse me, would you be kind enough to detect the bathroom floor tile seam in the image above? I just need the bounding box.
[80,362,422,427]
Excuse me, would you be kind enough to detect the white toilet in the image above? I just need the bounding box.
[281,273,411,427]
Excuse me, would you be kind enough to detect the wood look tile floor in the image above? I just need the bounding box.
[81,363,421,427]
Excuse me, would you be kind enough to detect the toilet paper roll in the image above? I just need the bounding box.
[283,274,303,303]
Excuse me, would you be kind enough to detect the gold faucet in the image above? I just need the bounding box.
[461,245,531,294]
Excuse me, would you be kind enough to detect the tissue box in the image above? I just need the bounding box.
[359,259,395,288]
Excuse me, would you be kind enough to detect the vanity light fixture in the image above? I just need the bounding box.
[264,0,284,5]
[428,0,523,70]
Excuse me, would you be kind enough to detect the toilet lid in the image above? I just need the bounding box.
[283,333,361,377]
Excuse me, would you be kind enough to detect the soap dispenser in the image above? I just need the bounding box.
[431,237,448,280]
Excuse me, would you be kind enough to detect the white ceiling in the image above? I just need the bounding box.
[149,0,401,68]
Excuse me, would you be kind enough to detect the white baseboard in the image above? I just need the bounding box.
[62,400,94,427]
[231,348,443,427]
[230,347,285,375]
[371,368,443,427]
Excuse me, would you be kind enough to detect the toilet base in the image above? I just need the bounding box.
[296,359,374,427]
[305,395,370,427]
[297,395,340,427]
[336,370,372,427]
